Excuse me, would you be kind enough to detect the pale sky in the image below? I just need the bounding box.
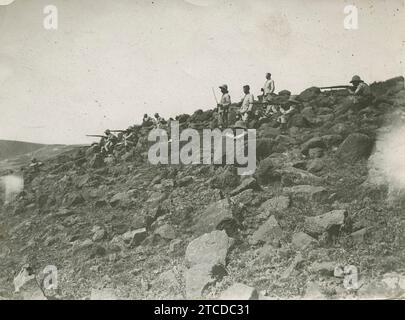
[0,0,404,144]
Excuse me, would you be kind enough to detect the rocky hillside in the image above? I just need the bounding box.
[1,76,405,300]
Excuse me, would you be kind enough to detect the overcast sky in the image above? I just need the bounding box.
[0,0,404,144]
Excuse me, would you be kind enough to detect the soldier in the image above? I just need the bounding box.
[348,75,373,111]
[217,84,231,129]
[117,126,138,151]
[142,114,155,128]
[154,113,167,128]
[29,157,44,171]
[262,73,275,103]
[239,85,254,124]
[102,129,118,154]
[278,96,300,134]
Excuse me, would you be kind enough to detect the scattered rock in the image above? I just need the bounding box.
[194,199,238,236]
[230,189,254,206]
[154,224,176,240]
[177,175,194,187]
[185,230,232,268]
[219,283,258,300]
[337,133,373,163]
[185,230,232,299]
[90,288,118,300]
[250,215,282,245]
[230,177,259,196]
[279,167,323,186]
[303,282,326,300]
[109,192,132,207]
[281,252,304,279]
[308,147,323,159]
[92,226,106,242]
[301,137,326,156]
[350,228,368,243]
[258,195,290,219]
[304,210,347,237]
[111,228,147,247]
[307,158,324,173]
[291,232,318,250]
[309,261,335,276]
[283,185,328,202]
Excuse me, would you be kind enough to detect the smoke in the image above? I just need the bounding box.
[0,174,24,204]
[369,117,405,194]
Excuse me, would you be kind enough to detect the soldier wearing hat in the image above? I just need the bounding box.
[348,75,372,111]
[154,113,166,129]
[142,114,155,128]
[278,95,301,134]
[217,84,231,128]
[348,75,371,96]
[239,85,254,125]
[262,72,276,103]
[102,129,118,154]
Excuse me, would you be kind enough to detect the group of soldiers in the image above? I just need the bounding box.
[88,112,168,156]
[214,73,372,132]
[88,73,372,155]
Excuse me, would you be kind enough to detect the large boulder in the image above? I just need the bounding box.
[337,133,373,163]
[278,167,323,186]
[185,230,233,299]
[250,215,282,245]
[291,232,318,250]
[301,137,326,156]
[299,86,321,102]
[109,191,133,207]
[255,157,280,185]
[186,230,232,268]
[230,177,260,196]
[255,138,275,161]
[283,185,328,202]
[321,134,343,148]
[304,210,347,237]
[219,283,258,300]
[258,195,290,220]
[210,167,240,190]
[194,199,238,236]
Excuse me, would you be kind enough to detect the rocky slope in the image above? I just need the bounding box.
[1,76,405,300]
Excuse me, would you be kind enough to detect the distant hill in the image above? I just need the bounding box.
[0,140,47,161]
[0,140,81,172]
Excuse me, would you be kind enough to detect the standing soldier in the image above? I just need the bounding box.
[262,73,275,103]
[239,85,254,124]
[217,84,231,128]
[278,96,300,134]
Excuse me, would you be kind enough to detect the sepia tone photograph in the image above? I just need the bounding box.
[0,0,404,305]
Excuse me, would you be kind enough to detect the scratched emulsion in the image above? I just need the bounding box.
[368,116,405,198]
[0,174,24,204]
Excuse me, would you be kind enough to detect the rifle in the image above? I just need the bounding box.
[86,134,106,138]
[110,130,127,133]
[320,85,352,91]
[212,87,219,104]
